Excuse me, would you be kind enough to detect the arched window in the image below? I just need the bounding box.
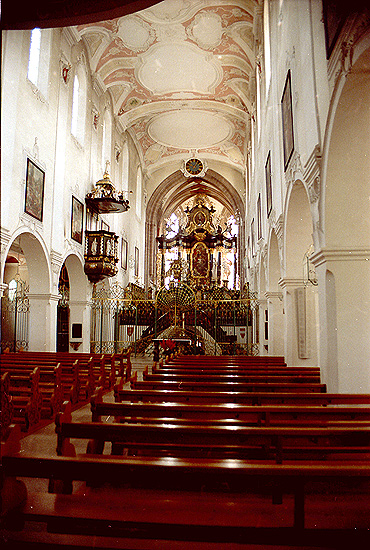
[136,166,142,219]
[256,65,262,141]
[263,0,272,96]
[71,75,80,136]
[122,140,129,193]
[102,110,112,171]
[71,66,87,144]
[8,279,17,302]
[27,28,51,97]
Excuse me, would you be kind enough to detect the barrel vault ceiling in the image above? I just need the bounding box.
[74,0,258,177]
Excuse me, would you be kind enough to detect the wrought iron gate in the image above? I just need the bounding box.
[1,275,30,352]
[90,282,259,356]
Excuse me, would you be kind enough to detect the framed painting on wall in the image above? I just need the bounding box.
[121,238,128,270]
[134,246,139,277]
[71,196,84,244]
[265,151,272,217]
[281,70,294,170]
[25,158,45,221]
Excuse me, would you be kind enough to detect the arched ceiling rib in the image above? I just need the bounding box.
[147,168,245,230]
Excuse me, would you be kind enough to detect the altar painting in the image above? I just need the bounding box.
[191,242,209,278]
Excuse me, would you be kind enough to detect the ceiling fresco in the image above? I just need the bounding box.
[76,0,257,174]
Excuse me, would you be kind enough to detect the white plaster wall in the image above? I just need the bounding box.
[1,27,148,351]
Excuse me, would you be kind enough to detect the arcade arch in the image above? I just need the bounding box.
[57,253,89,352]
[1,231,53,351]
[282,182,319,366]
[313,42,370,392]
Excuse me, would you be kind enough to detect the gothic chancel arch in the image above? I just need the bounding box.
[145,169,245,289]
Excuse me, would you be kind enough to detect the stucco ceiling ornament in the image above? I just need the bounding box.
[117,16,156,52]
[32,138,39,160]
[224,94,244,108]
[60,56,72,84]
[156,22,187,42]
[187,11,223,50]
[307,176,320,204]
[273,214,284,271]
[304,144,321,204]
[222,142,244,165]
[77,2,257,174]
[285,46,296,73]
[114,143,121,163]
[340,39,355,79]
[92,106,100,130]
[50,251,63,277]
[285,150,303,188]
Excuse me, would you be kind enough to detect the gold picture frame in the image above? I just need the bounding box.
[71,196,84,244]
[281,70,294,170]
[25,158,45,221]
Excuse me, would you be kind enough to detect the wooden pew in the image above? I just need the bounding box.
[4,367,43,431]
[115,386,370,406]
[153,362,321,376]
[130,373,327,393]
[55,352,108,393]
[55,401,370,463]
[1,362,63,419]
[1,352,99,404]
[91,390,370,427]
[164,354,289,364]
[144,366,321,384]
[168,355,287,365]
[1,372,14,437]
[108,349,132,388]
[1,353,79,404]
[2,433,370,546]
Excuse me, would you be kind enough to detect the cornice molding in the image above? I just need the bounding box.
[265,291,283,301]
[28,293,61,302]
[278,278,306,290]
[310,247,370,267]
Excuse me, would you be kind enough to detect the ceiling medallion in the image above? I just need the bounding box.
[183,158,207,178]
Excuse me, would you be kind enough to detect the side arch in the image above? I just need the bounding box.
[314,39,370,391]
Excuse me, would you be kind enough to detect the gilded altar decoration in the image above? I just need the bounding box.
[156,196,237,290]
